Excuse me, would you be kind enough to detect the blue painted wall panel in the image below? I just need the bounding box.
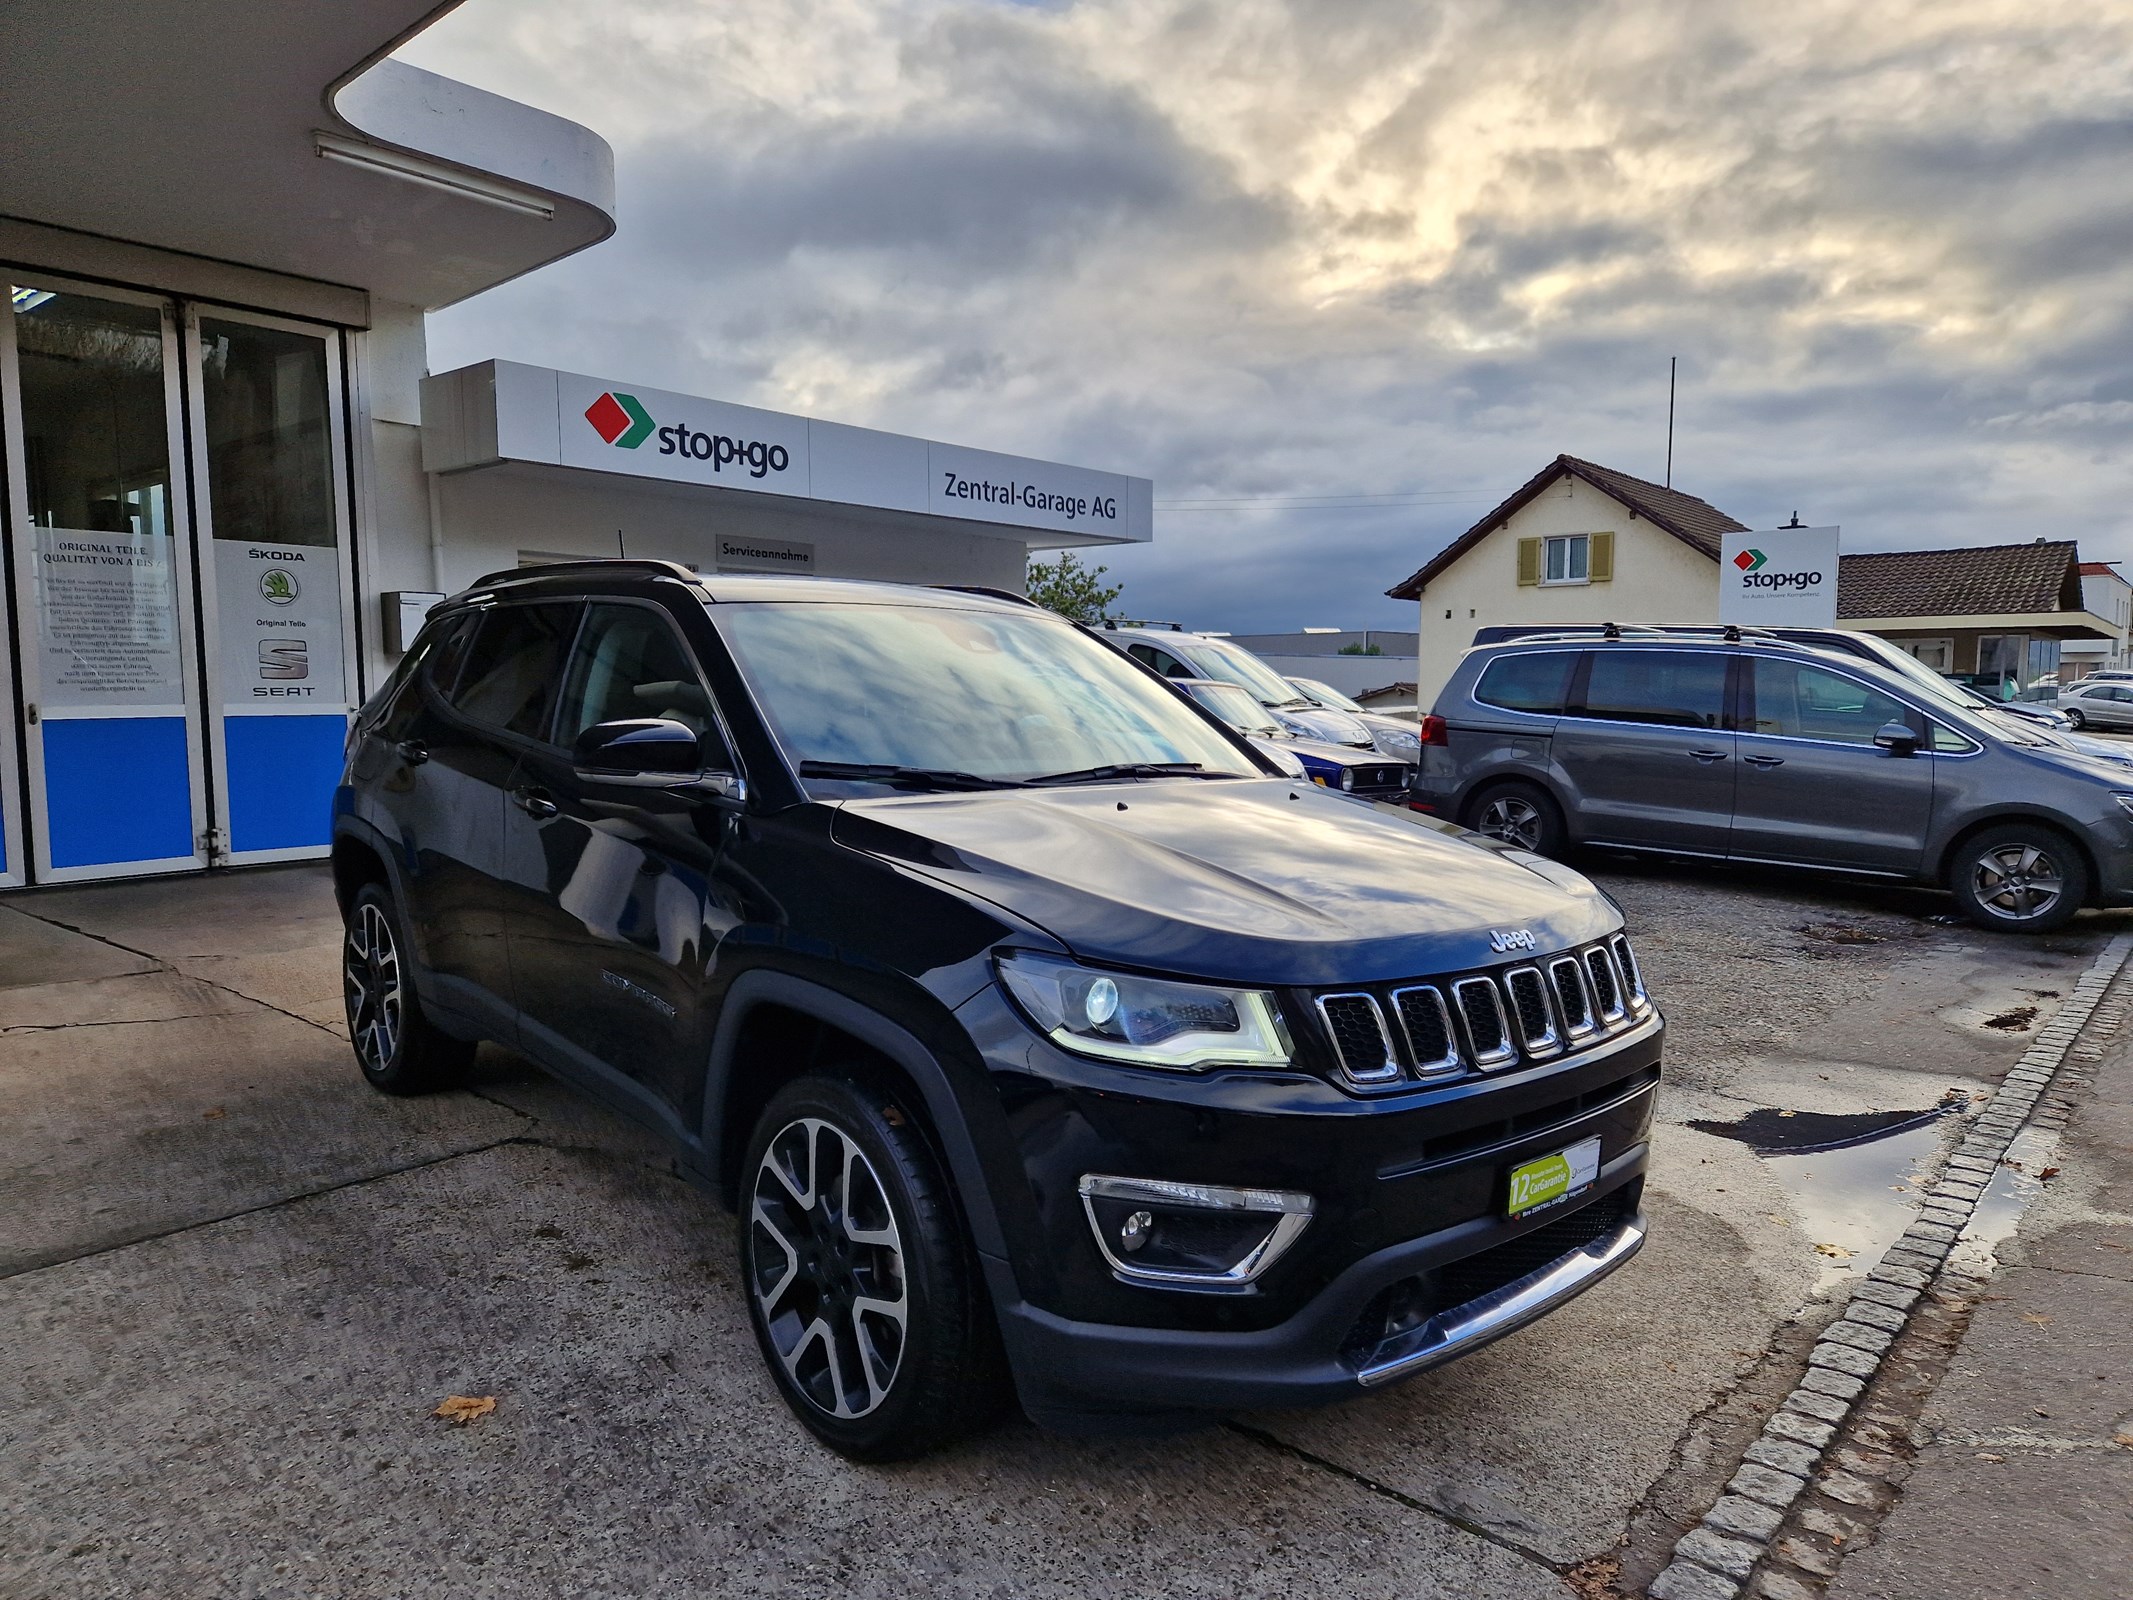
[44,718,194,868]
[225,714,347,853]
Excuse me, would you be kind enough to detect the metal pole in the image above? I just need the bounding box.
[1666,356,1676,488]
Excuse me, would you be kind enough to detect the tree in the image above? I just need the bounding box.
[1026,550,1123,623]
[1338,642,1383,656]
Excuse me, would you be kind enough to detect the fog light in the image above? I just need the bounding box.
[1078,1174,1313,1290]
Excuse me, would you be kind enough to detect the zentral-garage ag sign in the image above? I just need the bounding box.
[422,362,1152,542]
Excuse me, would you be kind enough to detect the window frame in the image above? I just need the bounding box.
[1540,533,1590,587]
[434,598,584,747]
[1472,648,1580,716]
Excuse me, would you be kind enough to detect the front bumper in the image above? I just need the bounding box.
[996,1156,1646,1426]
[957,980,1662,1426]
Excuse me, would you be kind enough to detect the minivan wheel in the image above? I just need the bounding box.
[342,882,476,1094]
[1466,781,1567,856]
[740,1075,1005,1461]
[1949,824,2090,934]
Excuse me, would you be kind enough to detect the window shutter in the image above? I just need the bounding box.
[1516,537,1541,586]
[1588,531,1614,582]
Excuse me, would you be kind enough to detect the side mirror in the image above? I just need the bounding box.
[1873,721,1920,757]
[571,718,701,783]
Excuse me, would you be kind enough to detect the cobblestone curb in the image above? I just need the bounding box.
[1645,931,2133,1600]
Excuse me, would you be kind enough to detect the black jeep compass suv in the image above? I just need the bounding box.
[333,561,1660,1459]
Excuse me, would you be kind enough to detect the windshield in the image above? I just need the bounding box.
[716,601,1261,782]
[1183,680,1282,737]
[1291,676,1365,713]
[1180,637,1310,708]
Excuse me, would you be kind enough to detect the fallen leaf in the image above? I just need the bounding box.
[1777,1109,1797,1119]
[432,1395,496,1425]
[1814,1242,1853,1259]
[2021,1313,2054,1327]
[2038,1167,2061,1181]
[202,1108,226,1120]
[2112,1433,2133,1450]
[1976,1452,2005,1462]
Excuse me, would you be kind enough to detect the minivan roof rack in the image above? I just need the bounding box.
[1476,625,1823,655]
[1100,618,1185,631]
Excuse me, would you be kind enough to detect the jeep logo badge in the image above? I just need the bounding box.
[1488,928,1537,953]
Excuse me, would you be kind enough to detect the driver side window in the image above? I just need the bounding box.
[554,603,732,768]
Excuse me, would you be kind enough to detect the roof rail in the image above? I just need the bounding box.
[470,557,703,589]
[1476,626,1822,654]
[1099,617,1185,632]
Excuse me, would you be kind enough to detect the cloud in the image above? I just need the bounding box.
[403,0,2133,632]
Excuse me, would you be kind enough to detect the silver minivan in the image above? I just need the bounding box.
[1421,633,2133,932]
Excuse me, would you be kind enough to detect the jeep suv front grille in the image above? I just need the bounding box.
[1316,993,1399,1086]
[1309,934,1654,1090]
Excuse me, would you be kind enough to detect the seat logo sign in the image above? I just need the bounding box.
[1733,548,1767,572]
[585,391,655,449]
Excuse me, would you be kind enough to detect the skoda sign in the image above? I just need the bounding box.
[1719,526,1841,627]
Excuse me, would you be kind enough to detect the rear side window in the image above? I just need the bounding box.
[1474,652,1574,713]
[1127,643,1191,678]
[1576,650,1726,729]
[448,603,580,740]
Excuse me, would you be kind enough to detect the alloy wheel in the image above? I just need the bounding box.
[1971,842,2065,923]
[1477,794,1545,850]
[343,903,403,1072]
[748,1117,910,1420]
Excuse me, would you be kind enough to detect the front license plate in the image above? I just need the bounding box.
[1507,1136,1602,1220]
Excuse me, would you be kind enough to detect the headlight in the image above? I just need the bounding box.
[1376,729,1421,759]
[997,952,1293,1071]
[1339,768,1355,791]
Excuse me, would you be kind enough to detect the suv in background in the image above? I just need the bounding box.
[1100,625,1376,747]
[335,563,1658,1460]
[1424,631,2133,932]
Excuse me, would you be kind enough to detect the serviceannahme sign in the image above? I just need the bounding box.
[1719,526,1841,628]
[431,361,1152,544]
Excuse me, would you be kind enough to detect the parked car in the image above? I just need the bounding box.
[2058,680,2133,731]
[1175,678,1413,800]
[1100,625,1375,747]
[1425,631,2133,932]
[335,563,1660,1459]
[1287,675,1426,762]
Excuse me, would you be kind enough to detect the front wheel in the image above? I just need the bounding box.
[1464,780,1568,856]
[740,1074,1006,1461]
[2066,708,2087,730]
[1948,824,2090,933]
[342,882,476,1094]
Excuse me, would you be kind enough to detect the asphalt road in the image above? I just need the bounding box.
[1,861,2122,1598]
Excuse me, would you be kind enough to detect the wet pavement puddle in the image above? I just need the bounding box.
[1690,1104,1958,1293]
[1948,1125,2060,1277]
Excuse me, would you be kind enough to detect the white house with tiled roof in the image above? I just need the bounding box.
[1386,456,2120,702]
[1385,455,1750,701]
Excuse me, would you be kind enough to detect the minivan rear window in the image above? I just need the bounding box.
[1576,650,1726,729]
[1474,651,1575,713]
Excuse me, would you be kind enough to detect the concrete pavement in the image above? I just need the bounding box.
[0,861,2122,1597]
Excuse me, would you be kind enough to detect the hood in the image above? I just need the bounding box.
[829,779,1616,986]
[1279,706,1373,746]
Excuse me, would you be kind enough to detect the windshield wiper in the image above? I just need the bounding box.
[1024,762,1221,786]
[797,760,1021,791]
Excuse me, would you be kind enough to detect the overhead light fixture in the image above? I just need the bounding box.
[314,131,556,219]
[10,286,55,313]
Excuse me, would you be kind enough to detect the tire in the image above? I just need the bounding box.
[739,1073,1006,1461]
[2066,708,2086,730]
[1947,823,2091,934]
[1464,780,1568,856]
[341,882,476,1094]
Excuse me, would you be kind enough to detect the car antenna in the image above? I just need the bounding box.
[1723,624,1741,642]
[617,528,628,558]
[1601,621,1621,640]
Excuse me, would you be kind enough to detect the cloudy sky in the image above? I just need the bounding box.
[403,0,2133,633]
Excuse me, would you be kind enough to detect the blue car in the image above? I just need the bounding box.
[1176,678,1414,802]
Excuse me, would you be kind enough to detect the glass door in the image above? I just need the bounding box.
[184,306,358,863]
[0,279,209,881]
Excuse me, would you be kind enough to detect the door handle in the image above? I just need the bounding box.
[396,739,429,765]
[512,787,559,820]
[1689,749,1729,763]
[1744,753,1785,768]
